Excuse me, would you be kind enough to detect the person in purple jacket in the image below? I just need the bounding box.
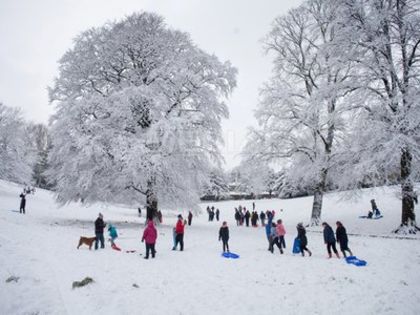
[142,221,158,259]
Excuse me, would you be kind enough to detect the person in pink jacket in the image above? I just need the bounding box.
[276,219,286,252]
[142,221,158,259]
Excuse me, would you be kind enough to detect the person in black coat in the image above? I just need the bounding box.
[19,192,26,214]
[336,221,353,257]
[215,209,220,221]
[94,213,106,250]
[296,223,312,257]
[322,222,340,258]
[234,209,241,226]
[188,211,193,226]
[219,221,230,252]
[260,211,266,226]
[244,210,251,227]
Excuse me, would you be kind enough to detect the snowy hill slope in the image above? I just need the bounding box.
[0,180,419,315]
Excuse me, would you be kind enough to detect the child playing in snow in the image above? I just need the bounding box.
[296,223,312,257]
[219,221,230,253]
[108,224,118,246]
[276,219,286,252]
[322,222,340,258]
[142,221,157,259]
[336,221,353,258]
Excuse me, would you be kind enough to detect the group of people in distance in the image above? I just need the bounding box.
[206,206,220,221]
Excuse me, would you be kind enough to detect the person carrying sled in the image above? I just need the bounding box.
[173,215,185,251]
[336,221,353,258]
[219,221,230,253]
[142,220,157,259]
[322,222,340,258]
[94,213,106,250]
[296,223,312,257]
[108,224,118,246]
[19,192,26,214]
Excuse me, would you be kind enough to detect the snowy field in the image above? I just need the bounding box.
[1,179,420,315]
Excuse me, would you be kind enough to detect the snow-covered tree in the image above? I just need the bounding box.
[245,0,358,225]
[48,13,236,215]
[335,0,420,233]
[0,103,33,183]
[201,168,230,200]
[29,123,52,189]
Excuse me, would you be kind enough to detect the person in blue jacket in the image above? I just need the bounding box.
[108,224,118,246]
[265,212,274,250]
[322,222,340,258]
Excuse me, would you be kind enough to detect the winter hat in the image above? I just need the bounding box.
[99,212,103,218]
[178,214,183,219]
[297,222,303,227]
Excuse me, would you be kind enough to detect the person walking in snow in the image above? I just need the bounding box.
[296,223,312,257]
[336,221,353,258]
[269,222,283,254]
[188,211,193,226]
[265,212,274,250]
[173,215,185,251]
[215,209,220,221]
[276,219,286,251]
[322,222,340,258]
[94,213,106,250]
[107,224,118,246]
[142,220,157,259]
[219,221,230,253]
[19,192,26,214]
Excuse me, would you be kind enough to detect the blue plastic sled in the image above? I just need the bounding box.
[292,238,301,254]
[345,256,367,267]
[222,252,240,259]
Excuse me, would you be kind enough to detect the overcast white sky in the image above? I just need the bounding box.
[0,0,299,169]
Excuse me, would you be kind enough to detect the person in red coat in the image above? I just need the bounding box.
[172,215,185,251]
[142,221,157,259]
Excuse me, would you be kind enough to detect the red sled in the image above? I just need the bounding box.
[111,243,121,251]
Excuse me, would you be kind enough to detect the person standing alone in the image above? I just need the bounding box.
[19,192,26,214]
[219,221,230,253]
[142,220,157,259]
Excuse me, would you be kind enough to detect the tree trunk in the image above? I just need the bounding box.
[397,148,419,233]
[310,168,328,226]
[146,180,158,222]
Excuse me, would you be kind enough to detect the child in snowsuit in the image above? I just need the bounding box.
[108,224,118,246]
[276,219,286,251]
[219,221,230,252]
[142,221,157,259]
[322,222,340,258]
[173,215,185,251]
[336,221,353,257]
[296,223,312,257]
[269,222,283,254]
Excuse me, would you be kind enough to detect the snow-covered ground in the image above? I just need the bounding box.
[1,179,419,315]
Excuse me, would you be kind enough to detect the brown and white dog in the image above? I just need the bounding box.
[77,237,97,250]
